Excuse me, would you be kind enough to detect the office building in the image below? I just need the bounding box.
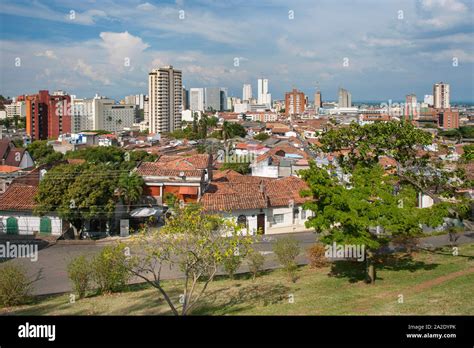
[285,89,306,116]
[314,91,322,108]
[257,78,271,106]
[243,84,252,101]
[338,88,352,108]
[189,88,205,111]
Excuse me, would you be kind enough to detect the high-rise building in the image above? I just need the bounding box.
[338,88,351,108]
[314,91,322,108]
[437,109,459,129]
[189,88,205,111]
[243,84,252,101]
[405,94,418,120]
[257,78,271,106]
[182,87,189,111]
[25,90,71,140]
[148,65,182,134]
[423,95,434,107]
[285,89,306,116]
[71,94,136,133]
[205,87,227,111]
[433,82,450,109]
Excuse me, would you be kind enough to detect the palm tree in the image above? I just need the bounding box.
[222,121,233,152]
[118,172,144,214]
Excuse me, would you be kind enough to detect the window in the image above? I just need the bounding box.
[273,214,284,224]
[237,215,247,227]
[301,210,307,220]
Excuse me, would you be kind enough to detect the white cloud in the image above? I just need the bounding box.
[35,50,57,59]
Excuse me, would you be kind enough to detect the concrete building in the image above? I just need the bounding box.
[314,91,322,108]
[148,65,183,134]
[424,94,434,107]
[433,82,450,109]
[243,84,252,101]
[5,101,26,118]
[404,94,418,120]
[257,78,271,106]
[25,90,71,140]
[285,89,306,116]
[205,87,227,111]
[189,88,205,111]
[338,88,351,108]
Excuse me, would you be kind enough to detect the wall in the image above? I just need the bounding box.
[0,213,63,236]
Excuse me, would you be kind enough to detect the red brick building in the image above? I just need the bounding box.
[285,89,306,116]
[25,90,71,140]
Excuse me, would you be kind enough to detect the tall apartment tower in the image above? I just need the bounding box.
[285,88,306,116]
[314,91,322,108]
[26,90,71,140]
[433,82,450,109]
[148,65,182,134]
[257,78,271,106]
[405,94,418,120]
[189,88,205,111]
[243,84,252,101]
[338,88,351,108]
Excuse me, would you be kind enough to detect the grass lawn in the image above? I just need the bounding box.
[1,243,473,316]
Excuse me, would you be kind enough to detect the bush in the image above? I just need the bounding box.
[223,254,242,280]
[92,244,130,294]
[247,250,265,280]
[308,244,329,268]
[273,237,300,283]
[0,264,31,307]
[67,255,92,299]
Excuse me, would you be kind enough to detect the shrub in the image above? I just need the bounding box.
[247,250,265,280]
[92,244,130,294]
[223,254,242,280]
[0,264,31,307]
[67,255,93,299]
[308,244,329,269]
[273,237,300,283]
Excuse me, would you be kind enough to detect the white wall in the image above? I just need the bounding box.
[0,214,63,236]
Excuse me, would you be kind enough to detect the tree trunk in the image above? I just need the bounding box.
[366,251,376,284]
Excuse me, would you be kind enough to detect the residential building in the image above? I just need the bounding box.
[433,82,450,109]
[314,91,322,108]
[424,94,434,107]
[25,90,71,140]
[257,78,271,106]
[136,154,213,205]
[148,65,183,133]
[243,84,252,101]
[250,144,310,178]
[338,88,352,108]
[437,109,459,129]
[200,174,313,235]
[285,89,306,116]
[404,94,418,120]
[5,101,26,118]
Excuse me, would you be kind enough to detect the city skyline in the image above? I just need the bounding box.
[0,0,473,101]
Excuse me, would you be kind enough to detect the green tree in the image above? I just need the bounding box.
[254,133,270,141]
[220,162,251,174]
[300,163,447,284]
[127,204,253,315]
[27,140,64,165]
[35,163,119,239]
[117,172,144,213]
[462,144,474,161]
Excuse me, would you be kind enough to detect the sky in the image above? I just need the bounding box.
[0,0,473,102]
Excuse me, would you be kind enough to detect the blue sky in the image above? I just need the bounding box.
[0,0,473,101]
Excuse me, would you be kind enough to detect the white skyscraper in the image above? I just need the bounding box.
[423,95,434,106]
[433,82,450,109]
[257,78,271,106]
[338,88,352,108]
[148,65,183,134]
[243,84,252,101]
[189,88,205,111]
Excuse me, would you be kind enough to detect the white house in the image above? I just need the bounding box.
[201,174,313,235]
[0,182,65,236]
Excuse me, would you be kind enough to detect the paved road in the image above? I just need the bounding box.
[3,231,473,295]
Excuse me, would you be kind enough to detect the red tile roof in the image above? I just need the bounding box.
[0,183,38,211]
[156,154,211,170]
[136,162,203,178]
[212,169,243,182]
[201,175,310,211]
[0,165,21,173]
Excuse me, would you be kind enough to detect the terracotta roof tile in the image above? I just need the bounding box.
[0,183,38,211]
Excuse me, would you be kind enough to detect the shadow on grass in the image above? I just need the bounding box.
[193,281,291,315]
[329,253,439,283]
